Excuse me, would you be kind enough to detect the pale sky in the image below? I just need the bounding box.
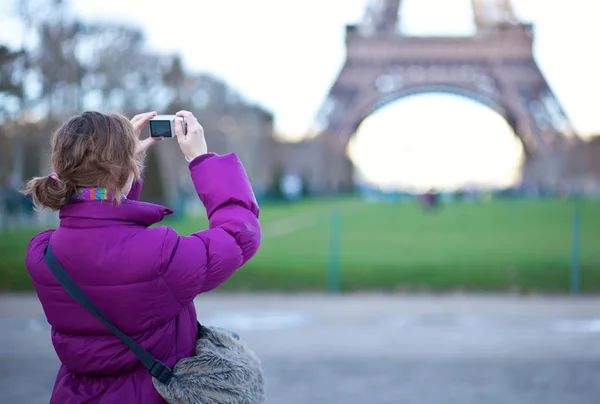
[1,0,599,190]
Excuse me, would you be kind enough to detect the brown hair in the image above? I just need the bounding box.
[22,111,140,211]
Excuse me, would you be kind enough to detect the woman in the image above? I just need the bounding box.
[23,110,261,403]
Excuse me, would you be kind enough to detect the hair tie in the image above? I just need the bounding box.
[49,172,60,181]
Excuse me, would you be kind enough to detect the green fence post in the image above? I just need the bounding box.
[570,206,581,294]
[327,210,341,292]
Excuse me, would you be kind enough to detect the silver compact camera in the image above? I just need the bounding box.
[149,115,186,138]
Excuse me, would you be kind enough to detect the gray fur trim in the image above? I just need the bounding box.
[153,326,266,404]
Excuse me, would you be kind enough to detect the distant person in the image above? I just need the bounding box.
[420,188,439,211]
[21,111,262,403]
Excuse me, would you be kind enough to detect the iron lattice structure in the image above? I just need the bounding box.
[308,0,577,192]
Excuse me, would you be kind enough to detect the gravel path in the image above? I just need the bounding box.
[1,293,599,404]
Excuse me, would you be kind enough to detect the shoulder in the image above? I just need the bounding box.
[132,225,181,273]
[137,225,177,246]
[30,228,55,245]
[25,229,55,284]
[26,229,55,267]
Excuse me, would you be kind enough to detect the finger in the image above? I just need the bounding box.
[142,136,163,147]
[174,117,186,143]
[176,110,195,127]
[131,112,157,131]
[138,137,162,153]
[131,111,156,121]
[130,113,146,125]
[138,111,157,126]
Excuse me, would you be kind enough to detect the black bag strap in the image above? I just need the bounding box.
[43,244,173,383]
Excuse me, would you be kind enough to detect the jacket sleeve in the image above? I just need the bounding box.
[160,153,261,305]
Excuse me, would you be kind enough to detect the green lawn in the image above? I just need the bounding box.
[2,197,599,293]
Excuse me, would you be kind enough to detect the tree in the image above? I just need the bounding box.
[0,0,275,203]
[0,46,27,121]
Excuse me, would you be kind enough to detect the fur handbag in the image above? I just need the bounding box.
[44,245,266,404]
[152,325,265,403]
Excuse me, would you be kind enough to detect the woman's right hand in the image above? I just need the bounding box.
[175,110,208,161]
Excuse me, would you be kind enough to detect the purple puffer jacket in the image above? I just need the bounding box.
[25,153,261,403]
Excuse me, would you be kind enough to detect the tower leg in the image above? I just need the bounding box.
[522,152,564,192]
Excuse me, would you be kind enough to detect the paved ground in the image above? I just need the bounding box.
[1,293,600,403]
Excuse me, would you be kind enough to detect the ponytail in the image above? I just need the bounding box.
[21,174,77,212]
[22,111,141,210]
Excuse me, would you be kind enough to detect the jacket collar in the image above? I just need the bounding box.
[59,199,174,228]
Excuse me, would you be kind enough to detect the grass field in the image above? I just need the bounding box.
[1,197,599,293]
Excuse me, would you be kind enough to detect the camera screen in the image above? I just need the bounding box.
[150,121,172,137]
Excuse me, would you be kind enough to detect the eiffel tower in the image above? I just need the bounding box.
[307,0,577,193]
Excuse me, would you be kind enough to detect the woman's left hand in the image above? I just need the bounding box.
[132,111,161,156]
